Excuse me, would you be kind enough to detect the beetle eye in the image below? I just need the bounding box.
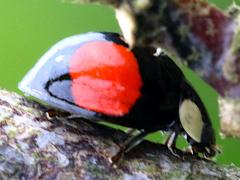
[179,99,204,143]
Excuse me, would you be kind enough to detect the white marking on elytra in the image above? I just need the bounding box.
[55,55,65,63]
[18,32,106,97]
[179,99,204,143]
[153,48,163,57]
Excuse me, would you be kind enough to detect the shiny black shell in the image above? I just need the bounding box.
[19,32,216,152]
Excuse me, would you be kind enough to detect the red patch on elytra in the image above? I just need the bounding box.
[69,41,142,116]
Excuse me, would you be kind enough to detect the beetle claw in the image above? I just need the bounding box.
[205,147,211,154]
[109,130,149,166]
[110,150,125,168]
[185,146,194,155]
[165,132,182,158]
[213,145,222,154]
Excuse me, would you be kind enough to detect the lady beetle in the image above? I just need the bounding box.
[19,32,218,163]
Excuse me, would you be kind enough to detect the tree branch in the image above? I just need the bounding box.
[0,88,239,179]
[70,0,240,138]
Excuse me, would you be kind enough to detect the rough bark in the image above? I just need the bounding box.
[70,0,240,138]
[0,89,239,179]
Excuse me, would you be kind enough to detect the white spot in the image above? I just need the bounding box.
[55,55,65,63]
[179,99,204,143]
[153,48,163,57]
[116,5,136,48]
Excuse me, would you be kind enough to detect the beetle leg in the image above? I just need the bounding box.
[125,128,137,136]
[45,109,84,121]
[124,130,149,153]
[185,145,198,156]
[121,128,139,143]
[165,131,180,158]
[45,109,101,124]
[111,130,149,166]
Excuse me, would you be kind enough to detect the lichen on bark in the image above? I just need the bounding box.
[0,89,239,179]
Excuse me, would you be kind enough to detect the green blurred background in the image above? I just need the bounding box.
[0,0,239,166]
